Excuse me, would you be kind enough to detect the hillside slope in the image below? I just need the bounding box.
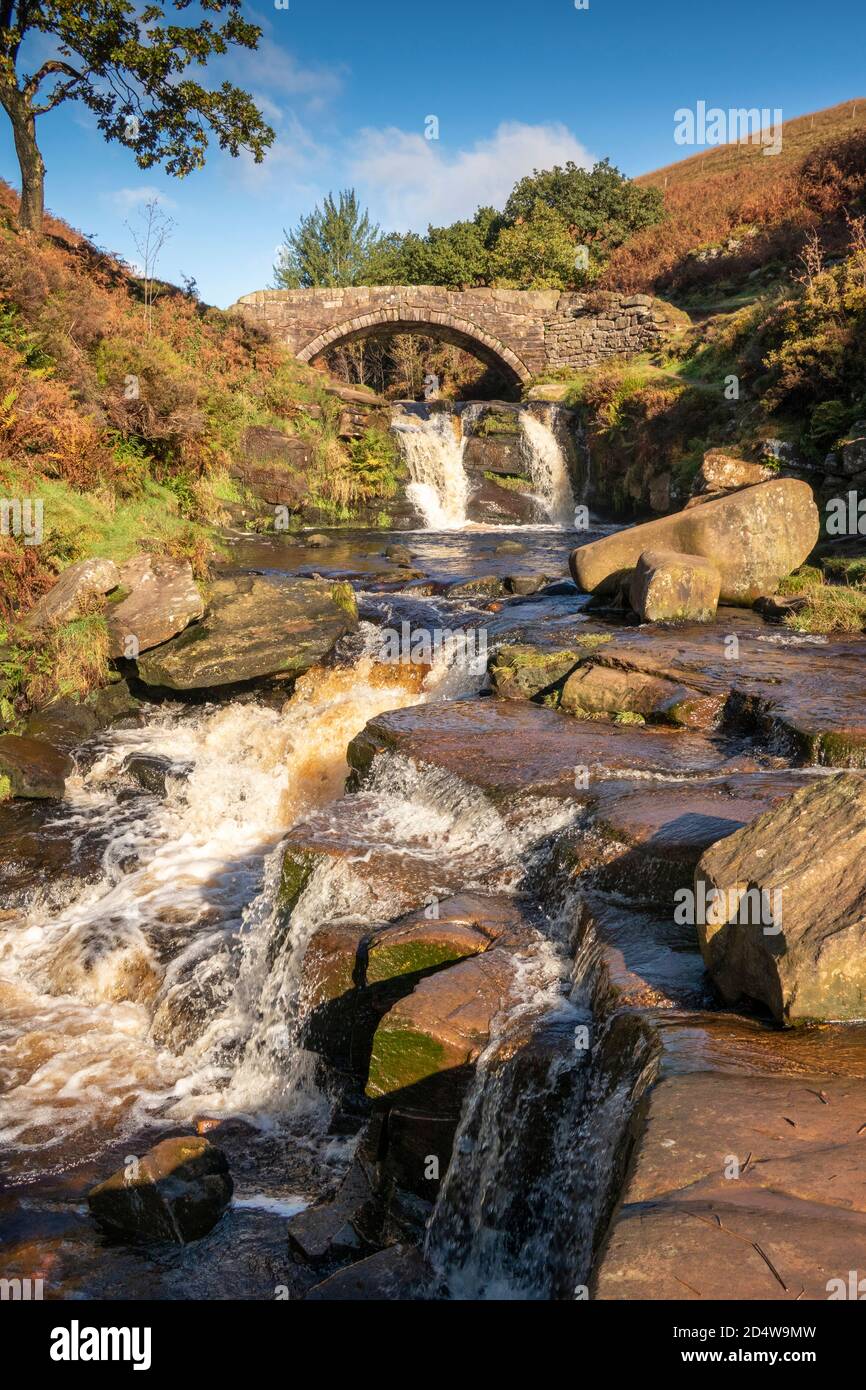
[604,99,866,297]
[0,186,401,718]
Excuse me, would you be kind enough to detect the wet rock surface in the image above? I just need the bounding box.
[348,698,759,801]
[0,733,74,799]
[87,1136,233,1244]
[529,613,866,765]
[135,574,357,690]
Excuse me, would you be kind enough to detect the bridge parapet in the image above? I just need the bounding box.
[230,285,672,383]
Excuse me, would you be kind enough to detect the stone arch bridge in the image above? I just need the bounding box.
[229,286,671,387]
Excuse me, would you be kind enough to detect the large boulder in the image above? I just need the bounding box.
[0,734,73,800]
[628,549,721,623]
[135,575,357,690]
[87,1135,232,1243]
[692,449,775,498]
[107,555,204,658]
[25,557,119,628]
[570,480,819,603]
[560,664,717,727]
[695,775,866,1024]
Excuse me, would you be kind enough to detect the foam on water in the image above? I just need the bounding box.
[0,625,465,1176]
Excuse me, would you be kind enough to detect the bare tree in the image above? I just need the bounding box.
[127,199,174,334]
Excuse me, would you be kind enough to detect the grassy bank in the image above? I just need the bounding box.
[0,183,404,721]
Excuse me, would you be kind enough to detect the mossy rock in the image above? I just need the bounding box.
[366,1023,450,1099]
[279,847,318,914]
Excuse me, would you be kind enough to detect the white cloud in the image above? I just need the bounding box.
[234,111,331,190]
[348,121,595,230]
[222,37,345,113]
[104,186,177,213]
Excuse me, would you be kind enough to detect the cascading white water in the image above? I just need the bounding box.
[394,412,469,529]
[0,624,463,1175]
[519,412,576,527]
[393,404,577,530]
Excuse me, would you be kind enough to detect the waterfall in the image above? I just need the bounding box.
[0,623,452,1172]
[519,412,576,527]
[426,886,659,1300]
[393,403,578,531]
[393,410,469,529]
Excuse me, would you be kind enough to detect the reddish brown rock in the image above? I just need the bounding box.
[87,1136,232,1244]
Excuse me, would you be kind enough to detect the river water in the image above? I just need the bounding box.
[5,408,836,1303]
[0,435,616,1299]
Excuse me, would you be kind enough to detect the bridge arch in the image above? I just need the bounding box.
[296,307,533,387]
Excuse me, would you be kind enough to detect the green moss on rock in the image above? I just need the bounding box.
[279,848,317,913]
[367,939,480,985]
[365,1023,449,1099]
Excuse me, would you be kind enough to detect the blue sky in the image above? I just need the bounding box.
[2,0,864,306]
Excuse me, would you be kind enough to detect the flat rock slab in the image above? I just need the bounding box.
[656,1011,866,1081]
[596,1198,866,1301]
[595,1070,866,1300]
[107,555,204,658]
[0,734,74,800]
[135,575,357,690]
[348,699,759,803]
[585,621,866,766]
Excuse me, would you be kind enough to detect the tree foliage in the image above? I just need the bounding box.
[273,161,664,296]
[0,0,274,232]
[393,208,501,287]
[488,203,578,289]
[274,190,391,289]
[504,157,665,258]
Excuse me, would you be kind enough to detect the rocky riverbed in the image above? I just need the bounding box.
[2,511,866,1302]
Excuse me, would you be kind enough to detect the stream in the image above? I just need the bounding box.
[0,402,603,1297]
[2,405,859,1303]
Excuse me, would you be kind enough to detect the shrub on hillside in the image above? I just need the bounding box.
[95,335,205,465]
